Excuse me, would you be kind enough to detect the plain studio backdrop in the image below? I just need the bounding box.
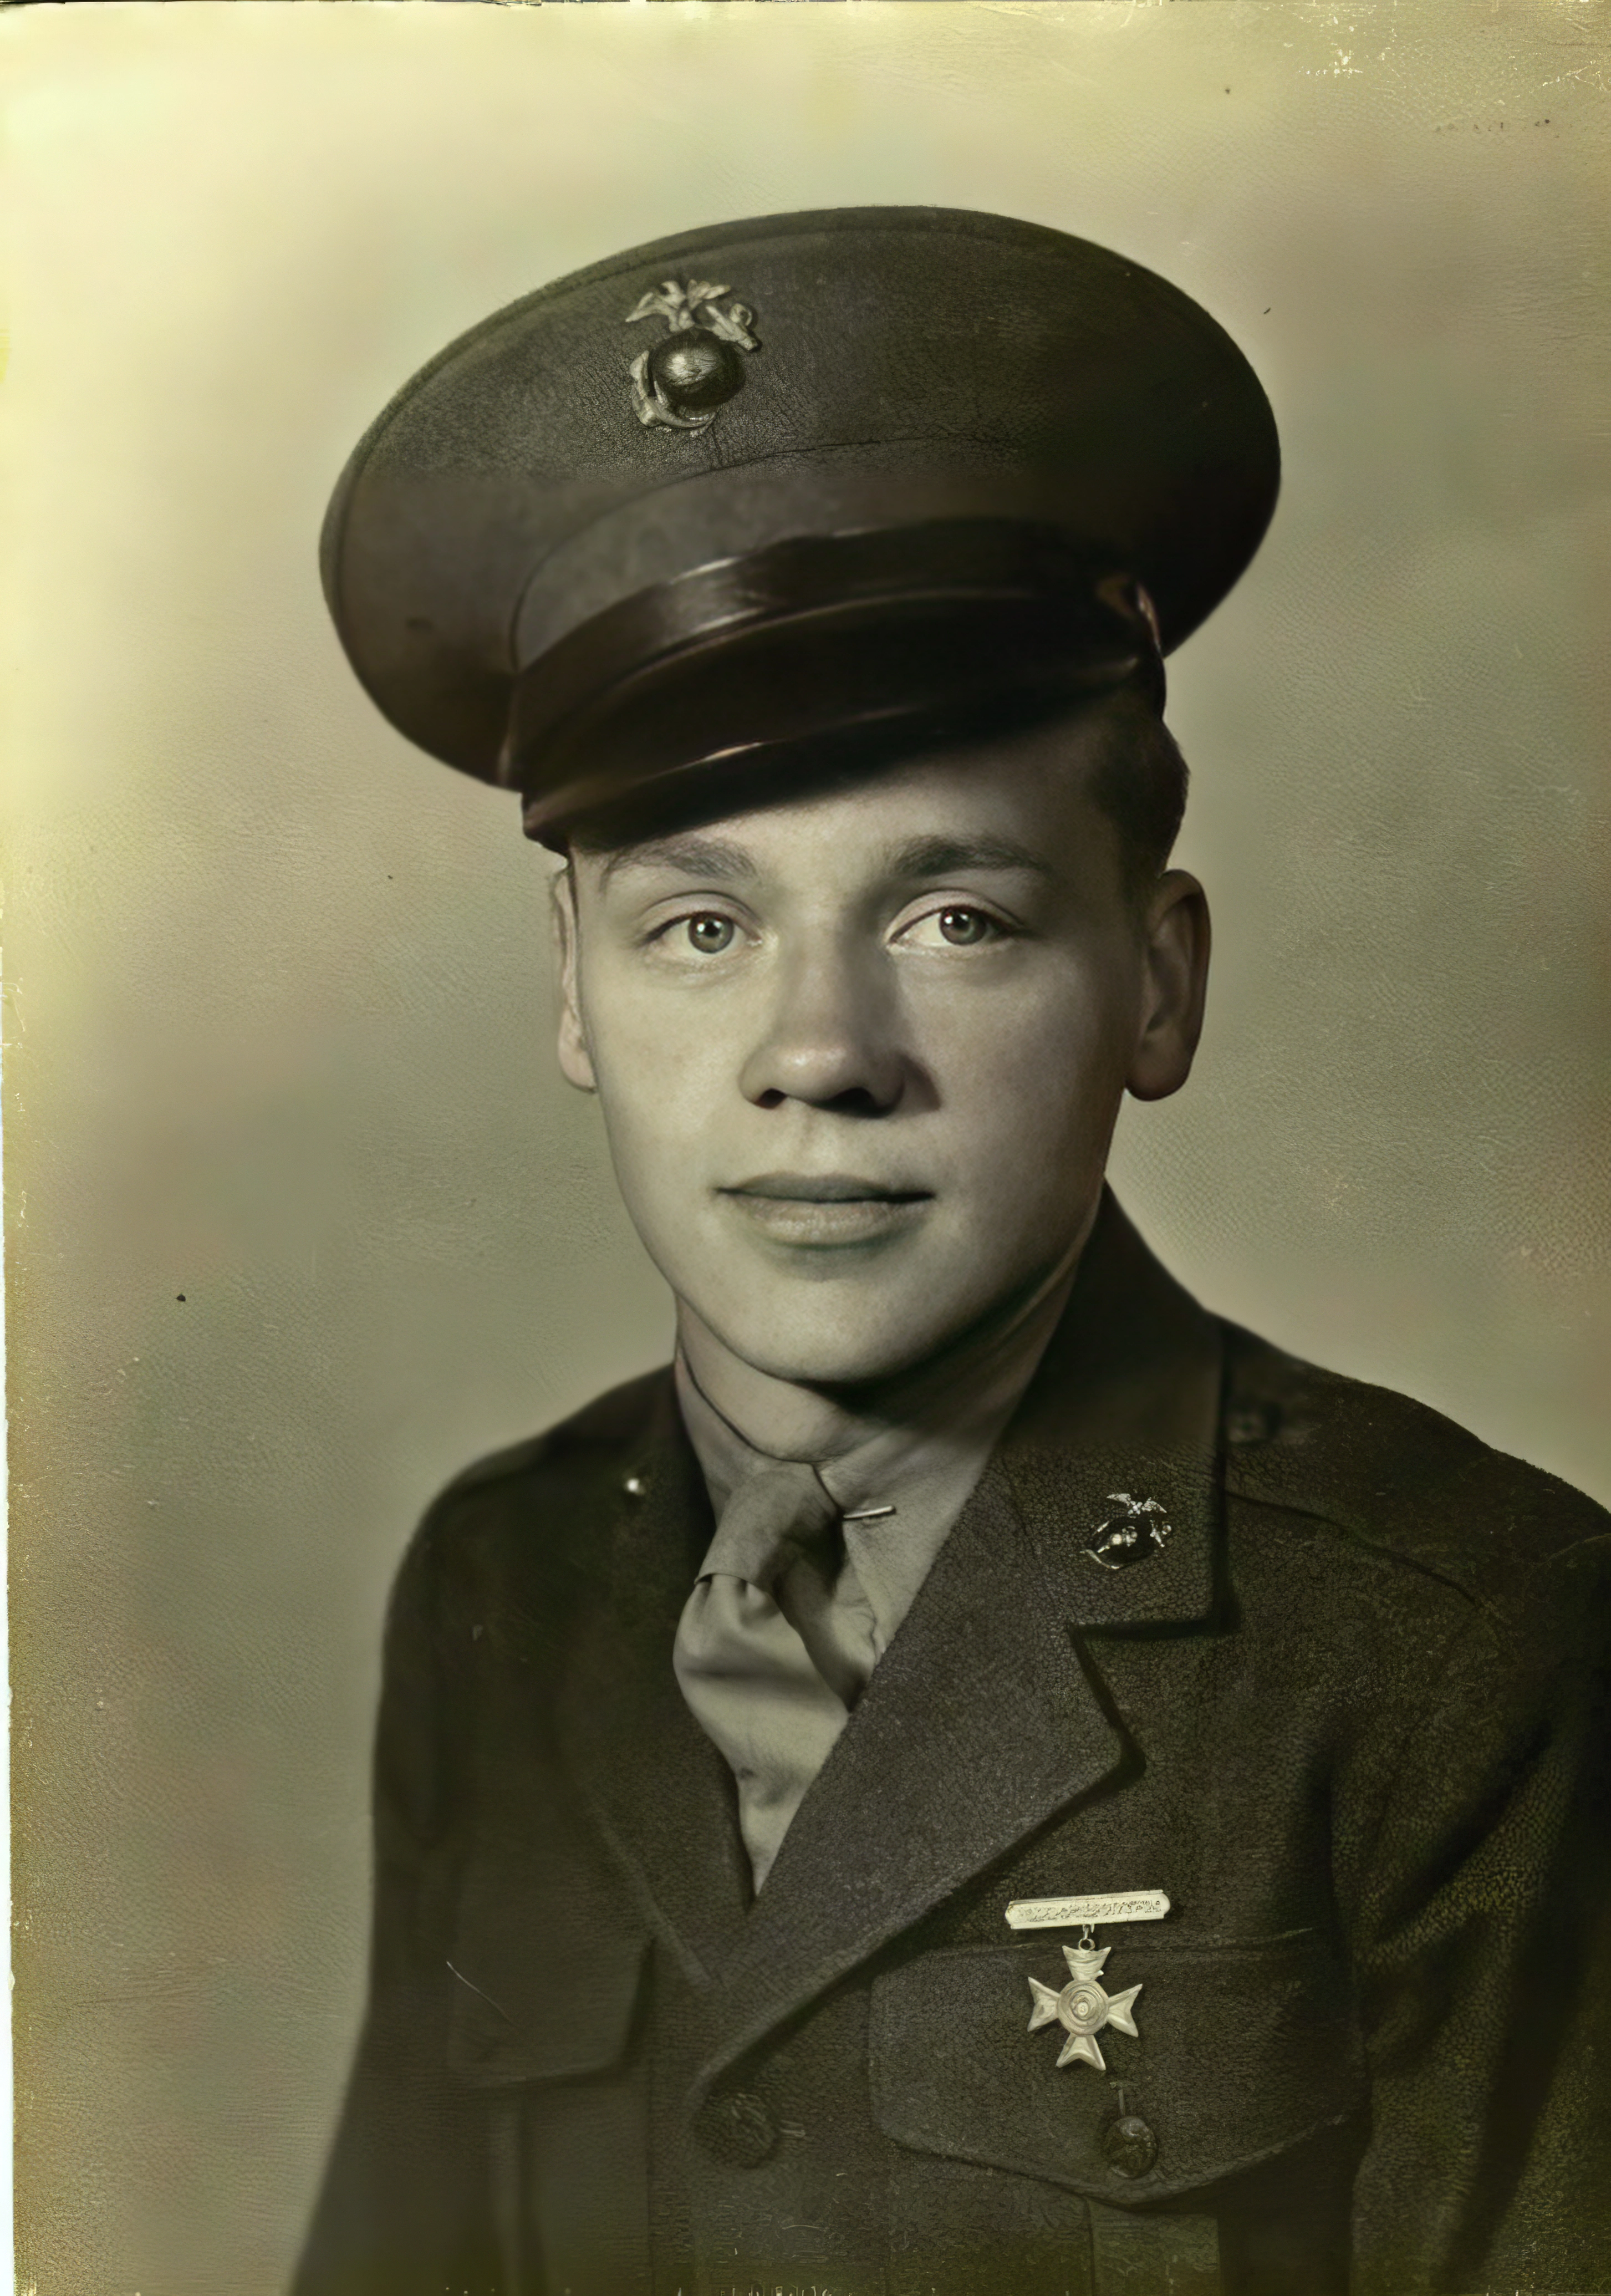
[3,4,1608,2289]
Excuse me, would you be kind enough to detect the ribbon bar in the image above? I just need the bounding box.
[1004,1890,1171,1931]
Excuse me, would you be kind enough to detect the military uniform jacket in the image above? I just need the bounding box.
[294,1199,1611,2296]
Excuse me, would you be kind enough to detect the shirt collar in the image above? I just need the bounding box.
[674,1267,1073,1650]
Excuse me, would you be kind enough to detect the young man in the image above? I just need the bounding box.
[297,210,1609,2296]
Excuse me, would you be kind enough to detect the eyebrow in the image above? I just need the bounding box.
[594,829,1057,892]
[885,834,1057,883]
[597,836,758,890]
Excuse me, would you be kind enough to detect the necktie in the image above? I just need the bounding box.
[674,1460,878,1889]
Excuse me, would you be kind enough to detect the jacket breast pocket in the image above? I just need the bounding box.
[869,1931,1367,2206]
[442,1845,650,2088]
[439,1848,655,2296]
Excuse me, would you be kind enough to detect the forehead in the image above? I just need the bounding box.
[578,711,1117,889]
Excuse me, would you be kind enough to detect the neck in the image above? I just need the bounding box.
[674,1215,1097,1465]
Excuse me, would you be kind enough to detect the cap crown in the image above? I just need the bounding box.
[322,206,1279,815]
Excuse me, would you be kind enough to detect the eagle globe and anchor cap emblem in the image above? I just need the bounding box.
[626,277,760,431]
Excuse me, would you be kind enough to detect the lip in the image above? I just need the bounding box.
[723,1173,931,1204]
[720,1173,932,1248]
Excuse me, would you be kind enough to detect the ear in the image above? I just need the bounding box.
[550,864,598,1093]
[1126,870,1210,1102]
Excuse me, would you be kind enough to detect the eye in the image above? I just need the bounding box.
[898,903,1008,950]
[935,906,995,946]
[682,912,737,954]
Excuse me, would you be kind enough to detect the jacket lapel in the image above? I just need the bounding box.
[699,1192,1227,2081]
[1002,1189,1225,1636]
[555,1376,754,1986]
[703,1454,1129,2078]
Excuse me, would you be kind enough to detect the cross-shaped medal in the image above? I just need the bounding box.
[1026,1939,1143,2071]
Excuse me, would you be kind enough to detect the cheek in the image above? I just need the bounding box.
[578,966,736,1170]
[906,955,1135,1132]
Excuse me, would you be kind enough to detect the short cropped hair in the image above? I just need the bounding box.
[1080,683,1191,906]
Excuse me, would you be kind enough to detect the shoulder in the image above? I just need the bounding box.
[1219,1322,1610,1637]
[387,1363,675,1612]
[429,1362,673,1509]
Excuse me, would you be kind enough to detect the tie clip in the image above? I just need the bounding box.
[842,1504,897,1523]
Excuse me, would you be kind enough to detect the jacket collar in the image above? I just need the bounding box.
[555,1378,755,1986]
[558,1190,1225,2060]
[1001,1185,1224,1633]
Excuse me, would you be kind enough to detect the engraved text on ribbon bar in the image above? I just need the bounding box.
[1004,1890,1171,1931]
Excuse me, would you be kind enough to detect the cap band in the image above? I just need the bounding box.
[504,518,1164,839]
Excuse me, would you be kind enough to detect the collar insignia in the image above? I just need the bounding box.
[1084,1490,1171,1571]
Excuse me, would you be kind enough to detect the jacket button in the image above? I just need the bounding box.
[1226,1401,1281,1445]
[1102,2112,1158,2179]
[694,2088,779,2170]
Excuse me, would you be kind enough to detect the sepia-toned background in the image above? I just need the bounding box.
[4,4,1608,2289]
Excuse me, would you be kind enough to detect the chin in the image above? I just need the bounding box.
[736,1339,931,1389]
[697,1285,981,1391]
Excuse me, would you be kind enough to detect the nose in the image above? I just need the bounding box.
[738,940,910,1114]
